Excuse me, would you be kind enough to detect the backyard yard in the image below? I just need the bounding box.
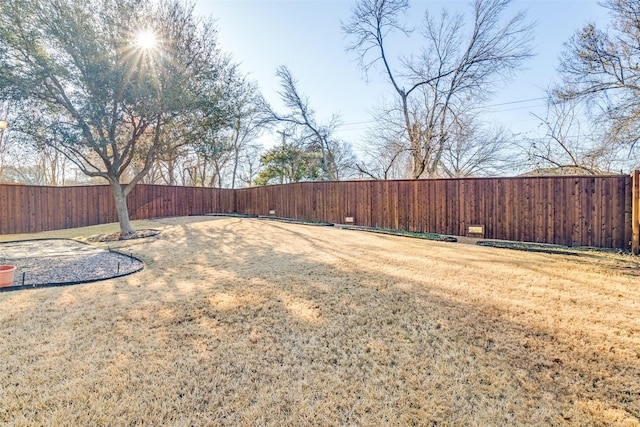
[0,216,639,425]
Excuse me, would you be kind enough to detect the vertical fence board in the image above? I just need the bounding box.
[632,171,640,253]
[411,181,420,232]
[624,176,633,251]
[572,178,580,247]
[0,175,636,251]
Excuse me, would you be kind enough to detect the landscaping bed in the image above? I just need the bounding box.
[477,239,630,256]
[0,239,143,291]
[336,224,457,242]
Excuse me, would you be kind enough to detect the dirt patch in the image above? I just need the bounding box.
[0,216,638,425]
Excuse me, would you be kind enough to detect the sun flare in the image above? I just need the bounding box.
[135,30,157,49]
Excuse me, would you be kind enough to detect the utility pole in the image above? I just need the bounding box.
[275,130,292,184]
[276,130,290,148]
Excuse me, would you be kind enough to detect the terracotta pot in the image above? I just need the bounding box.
[0,265,16,287]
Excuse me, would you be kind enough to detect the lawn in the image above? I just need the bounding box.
[1,216,639,426]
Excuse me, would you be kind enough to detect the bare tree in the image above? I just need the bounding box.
[343,0,534,178]
[0,106,76,185]
[521,98,626,175]
[223,80,265,188]
[355,101,411,179]
[555,0,640,168]
[261,66,355,181]
[235,144,263,187]
[439,119,512,177]
[355,138,409,180]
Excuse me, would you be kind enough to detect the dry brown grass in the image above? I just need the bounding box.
[1,216,639,426]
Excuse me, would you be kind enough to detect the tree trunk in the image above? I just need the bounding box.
[167,161,175,186]
[109,181,134,236]
[231,150,239,189]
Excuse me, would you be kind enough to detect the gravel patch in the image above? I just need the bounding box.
[0,239,143,291]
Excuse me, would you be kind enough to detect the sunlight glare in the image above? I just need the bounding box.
[135,30,157,49]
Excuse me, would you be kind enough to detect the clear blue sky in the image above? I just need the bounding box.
[193,0,609,148]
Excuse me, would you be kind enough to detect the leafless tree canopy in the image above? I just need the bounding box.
[354,98,412,180]
[343,0,534,178]
[260,66,355,181]
[556,0,640,164]
[520,96,635,175]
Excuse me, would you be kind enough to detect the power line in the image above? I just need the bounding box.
[482,103,548,114]
[340,120,376,127]
[338,97,549,127]
[480,97,547,109]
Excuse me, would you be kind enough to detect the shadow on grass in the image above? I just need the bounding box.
[147,218,640,423]
[0,216,638,425]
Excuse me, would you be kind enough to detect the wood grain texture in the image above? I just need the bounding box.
[0,175,635,250]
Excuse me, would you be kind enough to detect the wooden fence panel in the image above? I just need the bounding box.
[231,175,633,250]
[0,175,636,251]
[0,184,234,235]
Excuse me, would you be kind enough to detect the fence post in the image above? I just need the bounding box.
[633,170,640,255]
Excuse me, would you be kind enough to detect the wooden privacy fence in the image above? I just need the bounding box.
[235,175,635,251]
[1,174,639,252]
[0,184,234,235]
